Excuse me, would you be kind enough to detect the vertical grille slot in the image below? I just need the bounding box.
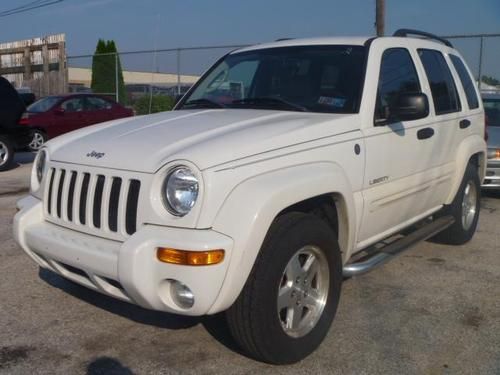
[79,173,91,225]
[108,177,122,232]
[56,169,66,218]
[92,175,105,228]
[67,171,77,222]
[125,180,141,235]
[47,168,56,215]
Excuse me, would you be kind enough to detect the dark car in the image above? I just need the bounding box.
[19,94,134,151]
[0,77,32,171]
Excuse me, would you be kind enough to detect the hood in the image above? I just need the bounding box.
[0,77,26,129]
[47,109,359,173]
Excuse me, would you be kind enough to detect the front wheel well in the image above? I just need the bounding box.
[277,193,349,258]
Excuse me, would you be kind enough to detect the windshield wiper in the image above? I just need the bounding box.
[182,98,224,109]
[231,97,307,112]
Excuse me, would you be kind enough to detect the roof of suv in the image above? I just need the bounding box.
[234,32,455,54]
[235,36,372,53]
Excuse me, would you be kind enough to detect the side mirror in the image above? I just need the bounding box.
[54,107,65,115]
[391,92,429,121]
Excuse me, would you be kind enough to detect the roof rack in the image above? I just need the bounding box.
[393,29,453,48]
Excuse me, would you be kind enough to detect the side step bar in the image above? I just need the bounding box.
[343,216,455,277]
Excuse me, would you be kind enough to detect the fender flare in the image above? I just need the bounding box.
[207,161,356,314]
[445,135,486,205]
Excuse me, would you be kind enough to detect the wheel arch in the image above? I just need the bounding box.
[445,135,486,205]
[208,162,357,314]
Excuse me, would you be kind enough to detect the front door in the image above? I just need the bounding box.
[51,97,88,136]
[357,45,446,248]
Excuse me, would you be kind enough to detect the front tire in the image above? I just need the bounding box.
[433,162,481,245]
[226,212,342,364]
[29,130,47,151]
[0,135,14,172]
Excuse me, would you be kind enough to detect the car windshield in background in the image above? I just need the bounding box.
[180,45,366,113]
[28,96,62,113]
[484,98,500,127]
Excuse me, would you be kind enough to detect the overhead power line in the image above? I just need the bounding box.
[0,0,64,18]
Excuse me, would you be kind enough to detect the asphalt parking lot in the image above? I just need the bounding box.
[1,153,499,374]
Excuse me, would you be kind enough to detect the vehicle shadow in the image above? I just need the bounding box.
[6,151,36,171]
[482,189,500,199]
[86,356,135,375]
[38,268,244,356]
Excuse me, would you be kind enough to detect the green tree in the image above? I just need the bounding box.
[133,94,174,115]
[90,39,127,104]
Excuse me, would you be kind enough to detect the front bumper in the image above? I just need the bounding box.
[13,195,234,316]
[482,162,500,189]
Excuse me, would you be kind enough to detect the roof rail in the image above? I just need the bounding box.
[393,29,453,48]
[275,38,295,42]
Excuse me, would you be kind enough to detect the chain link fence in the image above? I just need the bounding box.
[31,33,500,115]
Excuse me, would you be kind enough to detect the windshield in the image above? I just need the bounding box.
[28,96,62,113]
[179,45,366,113]
[484,99,500,127]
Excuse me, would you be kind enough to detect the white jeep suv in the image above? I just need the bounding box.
[14,29,486,364]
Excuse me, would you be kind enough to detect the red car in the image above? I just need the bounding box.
[19,94,133,151]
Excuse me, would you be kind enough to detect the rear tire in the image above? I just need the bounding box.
[0,135,14,172]
[28,130,47,151]
[433,163,481,245]
[226,212,342,364]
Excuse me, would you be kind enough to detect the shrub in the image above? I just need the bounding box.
[133,95,175,115]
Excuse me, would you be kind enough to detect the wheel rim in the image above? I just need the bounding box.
[30,132,45,150]
[277,245,329,338]
[461,180,477,231]
[0,141,8,166]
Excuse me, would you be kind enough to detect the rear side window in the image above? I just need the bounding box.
[449,55,479,109]
[418,49,461,115]
[375,48,421,122]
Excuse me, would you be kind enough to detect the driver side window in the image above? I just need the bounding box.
[62,98,85,113]
[375,48,421,124]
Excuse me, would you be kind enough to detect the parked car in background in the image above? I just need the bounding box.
[19,94,133,151]
[0,77,31,171]
[482,93,500,188]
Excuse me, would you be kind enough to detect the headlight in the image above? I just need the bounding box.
[487,148,500,160]
[163,166,199,216]
[36,149,47,183]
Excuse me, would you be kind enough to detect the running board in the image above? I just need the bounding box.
[343,216,455,277]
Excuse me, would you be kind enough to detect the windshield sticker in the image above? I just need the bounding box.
[318,96,346,108]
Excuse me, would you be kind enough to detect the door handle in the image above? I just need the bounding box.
[417,127,434,140]
[459,119,471,129]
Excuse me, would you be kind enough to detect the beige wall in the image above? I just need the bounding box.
[69,67,199,87]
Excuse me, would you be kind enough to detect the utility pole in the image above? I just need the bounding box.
[375,0,385,36]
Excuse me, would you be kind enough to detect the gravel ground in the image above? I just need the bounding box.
[0,153,499,374]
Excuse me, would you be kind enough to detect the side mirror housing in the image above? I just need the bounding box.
[54,107,65,115]
[391,92,429,121]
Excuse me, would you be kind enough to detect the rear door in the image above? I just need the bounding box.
[84,96,115,124]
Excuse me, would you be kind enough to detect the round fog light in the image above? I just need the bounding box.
[170,280,194,309]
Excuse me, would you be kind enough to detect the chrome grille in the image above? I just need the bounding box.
[45,167,141,236]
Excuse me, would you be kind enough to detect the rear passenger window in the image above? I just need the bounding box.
[449,55,479,109]
[418,49,461,115]
[375,48,421,123]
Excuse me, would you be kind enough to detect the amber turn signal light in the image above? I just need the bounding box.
[157,248,225,266]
